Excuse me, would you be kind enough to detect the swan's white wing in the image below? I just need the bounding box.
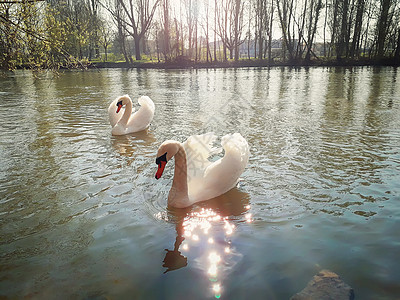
[126,96,155,132]
[188,133,249,202]
[205,133,249,180]
[220,132,250,166]
[183,132,222,180]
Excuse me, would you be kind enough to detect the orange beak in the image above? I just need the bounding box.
[155,161,167,179]
[116,103,123,113]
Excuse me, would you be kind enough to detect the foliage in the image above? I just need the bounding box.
[0,0,400,70]
[0,0,103,70]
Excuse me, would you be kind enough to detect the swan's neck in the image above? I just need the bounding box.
[119,98,132,125]
[168,144,189,208]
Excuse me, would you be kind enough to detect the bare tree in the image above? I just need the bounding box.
[202,0,212,62]
[376,0,393,59]
[246,0,252,59]
[99,18,114,61]
[254,0,274,60]
[106,0,160,60]
[276,0,295,61]
[216,0,245,61]
[304,0,322,61]
[232,0,245,61]
[112,0,131,63]
[215,0,228,61]
[336,0,350,59]
[266,0,274,61]
[214,0,218,61]
[349,0,365,58]
[395,28,400,64]
[160,0,170,60]
[183,0,196,58]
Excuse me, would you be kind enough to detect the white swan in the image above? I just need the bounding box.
[108,95,155,136]
[155,132,250,208]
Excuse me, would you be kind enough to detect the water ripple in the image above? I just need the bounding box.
[1,68,400,299]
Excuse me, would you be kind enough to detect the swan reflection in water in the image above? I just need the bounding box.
[162,187,252,298]
[111,130,156,163]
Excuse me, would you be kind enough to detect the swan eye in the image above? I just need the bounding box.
[116,100,123,107]
[156,152,167,166]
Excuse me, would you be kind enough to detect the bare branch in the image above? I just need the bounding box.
[0,0,44,3]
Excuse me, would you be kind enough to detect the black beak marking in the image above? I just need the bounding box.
[156,152,167,167]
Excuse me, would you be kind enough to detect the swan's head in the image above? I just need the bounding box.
[155,141,180,179]
[155,152,167,179]
[115,95,131,113]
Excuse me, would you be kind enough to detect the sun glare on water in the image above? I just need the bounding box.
[176,207,250,298]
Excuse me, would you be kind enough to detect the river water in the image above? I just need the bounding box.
[0,67,399,299]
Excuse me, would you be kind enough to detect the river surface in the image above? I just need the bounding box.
[0,67,399,299]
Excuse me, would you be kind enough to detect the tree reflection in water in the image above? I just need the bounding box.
[162,188,251,298]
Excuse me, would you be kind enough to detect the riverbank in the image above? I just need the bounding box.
[89,57,399,69]
[8,57,399,71]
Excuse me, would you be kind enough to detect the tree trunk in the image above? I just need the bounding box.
[134,37,141,60]
[305,0,322,62]
[267,0,274,62]
[187,0,193,58]
[323,0,328,57]
[175,18,179,59]
[376,0,391,59]
[195,20,198,61]
[163,0,170,61]
[276,0,294,61]
[395,28,400,64]
[258,0,263,60]
[337,0,349,59]
[214,0,217,61]
[349,0,364,58]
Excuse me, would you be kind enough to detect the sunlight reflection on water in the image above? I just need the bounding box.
[158,188,251,299]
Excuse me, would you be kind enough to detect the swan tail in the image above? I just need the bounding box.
[138,96,155,112]
[197,133,249,197]
[221,133,250,165]
[126,96,155,131]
